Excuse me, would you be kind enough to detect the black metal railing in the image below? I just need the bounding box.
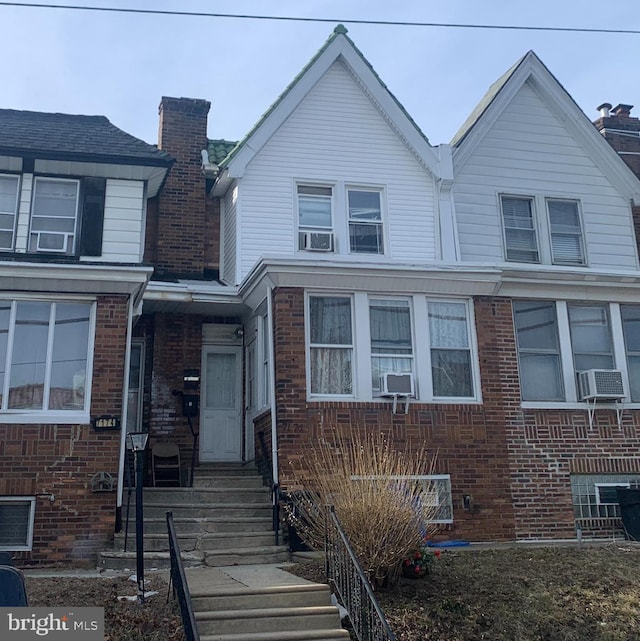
[324,505,397,641]
[257,430,281,545]
[166,511,200,641]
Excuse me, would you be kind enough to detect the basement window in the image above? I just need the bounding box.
[571,474,640,519]
[0,497,35,551]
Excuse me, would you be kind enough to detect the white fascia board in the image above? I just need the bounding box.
[225,35,443,180]
[144,280,241,304]
[0,261,152,295]
[239,258,501,299]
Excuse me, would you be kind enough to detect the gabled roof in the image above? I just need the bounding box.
[0,108,173,167]
[451,51,640,204]
[213,25,449,192]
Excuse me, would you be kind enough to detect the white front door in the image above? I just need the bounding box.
[200,346,242,462]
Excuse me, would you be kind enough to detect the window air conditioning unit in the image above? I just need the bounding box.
[578,369,625,401]
[380,372,414,396]
[302,231,334,252]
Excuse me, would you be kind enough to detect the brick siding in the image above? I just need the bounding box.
[0,295,129,565]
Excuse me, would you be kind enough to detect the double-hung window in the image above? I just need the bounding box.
[298,185,333,251]
[29,177,80,254]
[428,301,474,398]
[547,199,584,266]
[0,300,93,415]
[568,304,613,372]
[369,299,413,393]
[501,196,539,263]
[348,189,383,254]
[0,175,19,251]
[308,296,353,395]
[513,301,564,401]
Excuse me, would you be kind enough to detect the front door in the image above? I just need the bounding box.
[200,346,242,462]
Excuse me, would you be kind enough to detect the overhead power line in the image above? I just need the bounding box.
[0,1,639,35]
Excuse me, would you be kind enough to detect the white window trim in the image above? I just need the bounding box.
[351,474,453,524]
[346,185,387,257]
[499,193,588,267]
[307,292,481,403]
[0,496,36,551]
[306,292,356,399]
[518,300,640,408]
[29,176,80,255]
[296,182,335,253]
[545,198,587,267]
[0,296,96,424]
[0,173,20,252]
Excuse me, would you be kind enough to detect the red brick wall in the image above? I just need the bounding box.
[156,97,211,278]
[270,288,640,542]
[0,295,129,565]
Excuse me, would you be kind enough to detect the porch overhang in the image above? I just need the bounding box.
[142,280,246,316]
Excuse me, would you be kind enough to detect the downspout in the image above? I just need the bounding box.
[267,285,279,485]
[115,291,135,527]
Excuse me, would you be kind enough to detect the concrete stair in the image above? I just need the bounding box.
[99,464,289,570]
[191,583,350,641]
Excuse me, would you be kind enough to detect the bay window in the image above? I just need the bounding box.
[307,294,478,401]
[0,299,93,416]
[515,300,640,403]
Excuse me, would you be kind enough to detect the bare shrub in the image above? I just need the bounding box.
[284,429,440,588]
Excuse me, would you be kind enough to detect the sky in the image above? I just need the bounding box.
[1,0,640,147]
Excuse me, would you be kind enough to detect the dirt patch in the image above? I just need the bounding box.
[286,544,640,641]
[24,573,185,641]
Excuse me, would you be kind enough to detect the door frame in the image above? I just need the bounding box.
[199,344,243,463]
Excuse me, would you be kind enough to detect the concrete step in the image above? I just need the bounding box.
[191,584,332,612]
[98,549,204,571]
[121,517,274,535]
[193,475,267,489]
[200,632,350,641]
[140,503,272,519]
[196,605,341,636]
[204,546,289,567]
[113,531,278,553]
[195,464,260,476]
[132,487,270,503]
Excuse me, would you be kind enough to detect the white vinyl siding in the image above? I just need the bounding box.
[88,179,145,263]
[454,81,638,269]
[237,60,437,282]
[221,186,238,285]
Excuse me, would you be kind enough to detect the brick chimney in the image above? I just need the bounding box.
[593,101,640,179]
[154,97,211,278]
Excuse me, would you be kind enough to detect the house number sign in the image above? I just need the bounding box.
[92,415,121,431]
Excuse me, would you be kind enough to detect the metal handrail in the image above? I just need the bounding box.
[258,430,281,545]
[324,505,397,641]
[166,511,200,641]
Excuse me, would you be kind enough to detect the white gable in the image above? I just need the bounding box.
[233,59,439,283]
[453,79,639,270]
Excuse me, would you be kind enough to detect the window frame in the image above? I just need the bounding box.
[546,198,586,266]
[0,173,20,252]
[0,496,36,551]
[515,300,640,407]
[500,194,540,264]
[29,176,81,255]
[0,296,96,423]
[571,474,640,520]
[347,186,385,255]
[306,294,355,398]
[296,183,334,252]
[306,292,481,403]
